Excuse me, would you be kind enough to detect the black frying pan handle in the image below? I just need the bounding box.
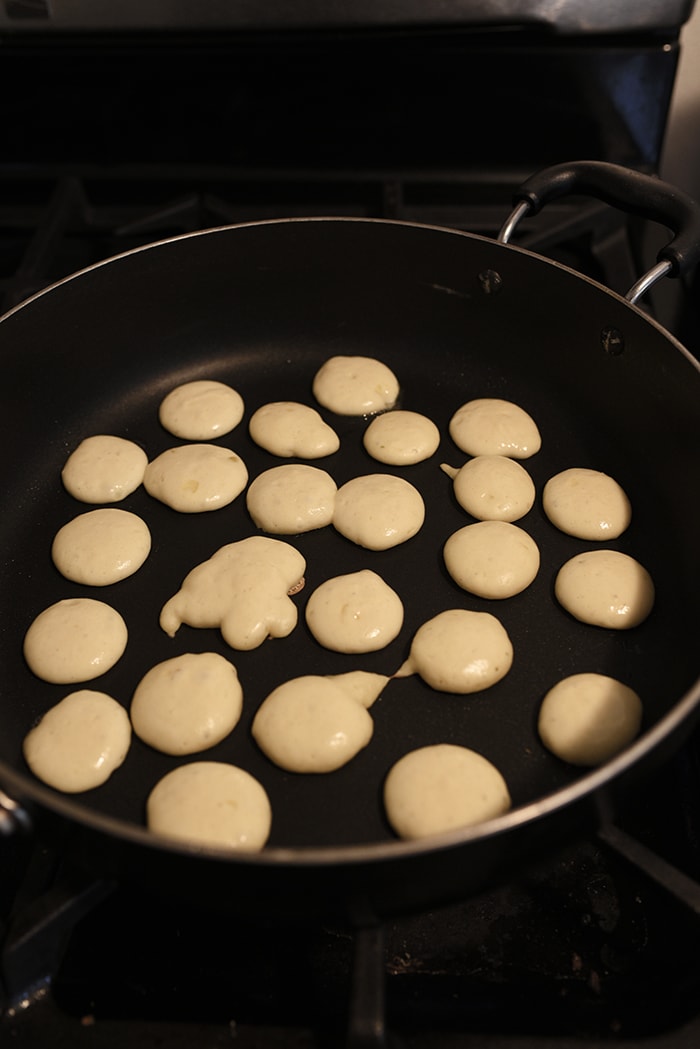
[0,787,33,837]
[513,160,700,279]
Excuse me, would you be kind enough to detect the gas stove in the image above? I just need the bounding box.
[1,6,700,1047]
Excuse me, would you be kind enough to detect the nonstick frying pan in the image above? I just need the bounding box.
[0,162,699,923]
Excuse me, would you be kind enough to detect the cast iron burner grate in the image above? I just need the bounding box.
[0,165,644,306]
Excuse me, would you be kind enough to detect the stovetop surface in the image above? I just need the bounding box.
[1,19,700,1049]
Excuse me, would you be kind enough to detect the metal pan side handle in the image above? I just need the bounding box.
[512,160,700,281]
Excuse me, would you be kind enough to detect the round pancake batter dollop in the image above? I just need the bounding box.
[24,598,128,684]
[384,743,511,840]
[23,689,131,793]
[51,508,151,586]
[312,355,400,416]
[158,379,244,439]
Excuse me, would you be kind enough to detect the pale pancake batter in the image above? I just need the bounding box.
[554,550,655,629]
[383,743,511,840]
[248,401,340,458]
[538,672,643,766]
[51,508,151,586]
[246,464,337,534]
[252,671,387,773]
[363,410,440,465]
[23,689,131,793]
[395,608,513,693]
[62,435,148,503]
[543,467,632,540]
[160,536,306,650]
[333,474,425,550]
[24,598,128,684]
[146,761,272,852]
[305,569,404,652]
[143,443,248,512]
[443,520,540,599]
[158,379,244,440]
[312,355,400,416]
[441,455,536,522]
[130,652,243,755]
[449,398,541,459]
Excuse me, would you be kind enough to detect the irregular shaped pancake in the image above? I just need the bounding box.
[252,672,387,773]
[442,455,535,522]
[23,689,131,793]
[443,520,540,599]
[363,410,440,465]
[24,598,128,684]
[246,463,337,534]
[248,401,340,458]
[130,651,243,755]
[395,608,513,693]
[143,444,248,513]
[146,761,271,852]
[554,550,655,629]
[312,355,399,416]
[51,508,151,586]
[61,434,148,503]
[543,467,632,540]
[538,672,643,766]
[384,744,511,840]
[158,379,244,440]
[159,536,305,650]
[305,569,404,653]
[449,398,541,459]
[333,473,425,550]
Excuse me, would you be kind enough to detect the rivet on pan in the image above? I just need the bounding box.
[601,326,625,355]
[478,269,503,294]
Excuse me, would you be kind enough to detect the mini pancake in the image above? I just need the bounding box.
[305,569,404,653]
[248,401,340,458]
[395,608,513,693]
[312,355,399,416]
[158,379,244,439]
[384,743,511,840]
[442,455,536,522]
[538,672,643,766]
[61,434,148,503]
[146,761,272,852]
[554,550,655,629]
[333,473,425,550]
[23,598,128,684]
[252,672,387,773]
[246,464,337,534]
[23,689,131,793]
[51,508,151,586]
[443,520,540,599]
[130,651,243,756]
[363,410,440,465]
[449,398,541,459]
[159,536,306,651]
[143,444,248,512]
[543,467,632,540]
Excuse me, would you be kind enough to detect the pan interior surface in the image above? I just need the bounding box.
[0,217,698,858]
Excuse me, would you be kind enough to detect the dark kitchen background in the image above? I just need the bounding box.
[1,3,700,1047]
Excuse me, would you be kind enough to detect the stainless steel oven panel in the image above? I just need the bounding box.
[0,0,696,34]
